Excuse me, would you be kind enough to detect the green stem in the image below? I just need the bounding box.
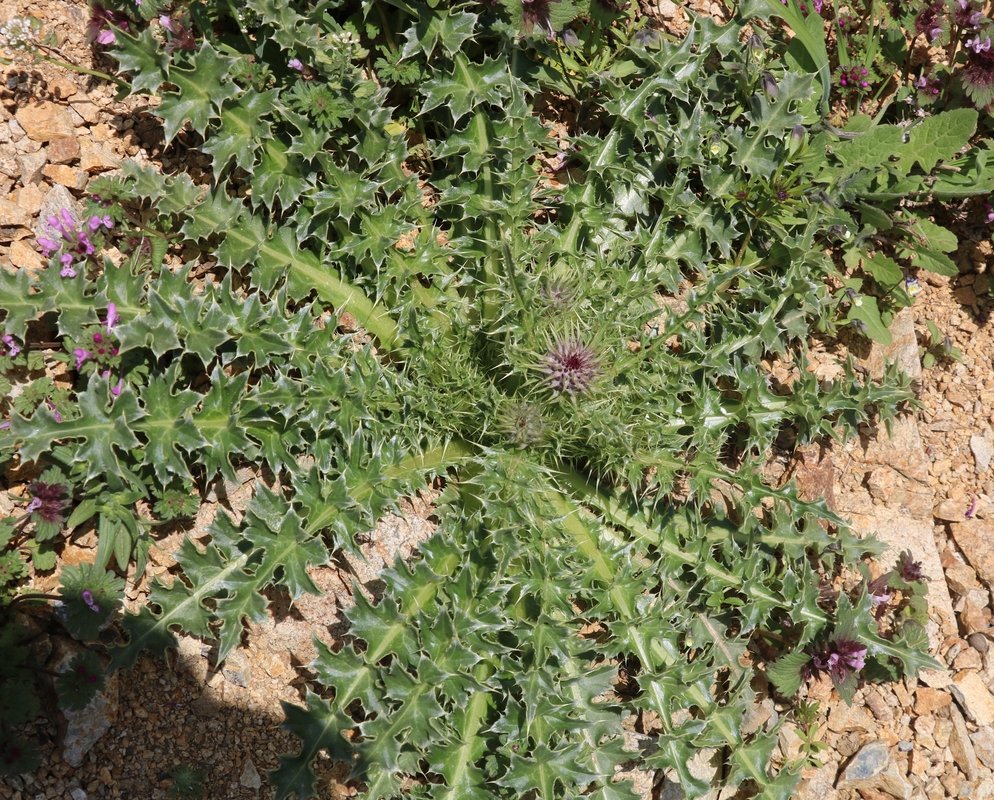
[13,46,129,89]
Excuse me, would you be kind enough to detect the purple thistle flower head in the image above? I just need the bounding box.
[897,550,925,583]
[540,337,600,395]
[521,0,554,33]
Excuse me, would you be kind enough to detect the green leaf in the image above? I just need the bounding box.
[13,382,145,481]
[766,649,811,697]
[272,694,353,800]
[420,55,512,123]
[157,42,240,142]
[846,294,892,345]
[862,253,903,286]
[895,109,978,174]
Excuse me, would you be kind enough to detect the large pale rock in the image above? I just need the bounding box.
[15,102,75,142]
[950,519,994,593]
[42,164,87,191]
[951,670,994,726]
[837,741,912,798]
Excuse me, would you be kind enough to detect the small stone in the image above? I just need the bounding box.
[47,136,79,165]
[970,633,991,653]
[79,141,120,173]
[794,759,839,800]
[949,705,979,781]
[50,78,77,100]
[937,498,971,522]
[41,164,87,191]
[954,646,984,670]
[239,758,261,790]
[9,240,45,271]
[13,183,44,216]
[910,749,930,777]
[970,726,994,769]
[15,102,75,142]
[915,687,952,716]
[951,670,994,726]
[946,562,982,596]
[17,150,47,185]
[8,119,25,141]
[839,741,891,783]
[897,740,913,751]
[71,101,101,124]
[950,520,994,592]
[0,198,32,231]
[973,435,994,473]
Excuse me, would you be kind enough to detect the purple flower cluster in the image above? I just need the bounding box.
[838,65,871,91]
[26,478,69,523]
[37,209,113,278]
[0,334,21,358]
[88,5,130,46]
[74,304,124,396]
[915,2,946,41]
[803,638,868,684]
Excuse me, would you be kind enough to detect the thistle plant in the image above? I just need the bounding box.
[3,0,991,795]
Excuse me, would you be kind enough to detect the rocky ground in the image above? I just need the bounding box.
[4,1,994,799]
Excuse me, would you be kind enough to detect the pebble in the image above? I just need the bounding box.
[948,705,979,780]
[838,741,891,783]
[897,740,913,751]
[69,789,86,800]
[973,434,994,473]
[971,726,994,769]
[936,498,970,521]
[239,758,261,790]
[951,670,994,726]
[970,632,991,653]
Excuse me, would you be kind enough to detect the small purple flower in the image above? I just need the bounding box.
[867,573,892,606]
[288,57,304,72]
[966,497,979,519]
[74,348,90,369]
[111,378,124,397]
[37,237,59,255]
[1,334,21,357]
[540,337,600,395]
[105,303,118,331]
[46,400,62,423]
[60,263,77,278]
[986,203,994,223]
[81,589,100,613]
[26,498,42,513]
[966,35,992,53]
